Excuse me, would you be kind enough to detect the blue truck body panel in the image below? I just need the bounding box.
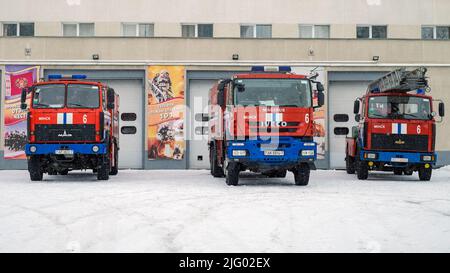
[359,149,436,165]
[25,143,107,155]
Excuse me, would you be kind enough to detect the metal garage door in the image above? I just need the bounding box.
[328,81,369,169]
[102,79,144,169]
[188,80,216,169]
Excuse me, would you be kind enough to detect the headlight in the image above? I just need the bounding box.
[301,150,315,156]
[304,142,316,147]
[92,145,100,153]
[422,155,433,161]
[364,153,378,159]
[232,150,247,157]
[29,145,37,153]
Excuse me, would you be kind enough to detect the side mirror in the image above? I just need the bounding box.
[217,89,225,107]
[20,88,28,110]
[355,114,361,122]
[107,88,115,110]
[316,91,325,108]
[439,102,445,117]
[353,100,360,114]
[316,82,325,92]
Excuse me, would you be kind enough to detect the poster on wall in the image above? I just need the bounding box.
[147,66,185,160]
[292,67,326,160]
[4,65,40,159]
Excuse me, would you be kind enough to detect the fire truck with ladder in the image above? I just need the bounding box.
[208,66,325,186]
[345,67,445,181]
[20,75,120,181]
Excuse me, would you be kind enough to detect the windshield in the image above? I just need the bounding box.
[368,96,431,120]
[234,78,312,107]
[67,84,100,108]
[32,84,65,108]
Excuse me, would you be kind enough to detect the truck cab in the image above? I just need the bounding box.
[209,66,325,186]
[20,75,120,181]
[346,67,445,181]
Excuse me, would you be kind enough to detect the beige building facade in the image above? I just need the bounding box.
[0,0,449,169]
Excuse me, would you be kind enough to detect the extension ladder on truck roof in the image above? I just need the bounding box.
[367,67,429,94]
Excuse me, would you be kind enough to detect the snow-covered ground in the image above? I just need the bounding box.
[0,167,450,253]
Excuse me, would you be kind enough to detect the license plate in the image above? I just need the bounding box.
[264,150,284,156]
[55,150,74,155]
[391,158,408,163]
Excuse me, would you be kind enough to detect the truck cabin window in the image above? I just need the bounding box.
[32,84,65,108]
[67,84,100,108]
[368,96,431,120]
[234,79,312,107]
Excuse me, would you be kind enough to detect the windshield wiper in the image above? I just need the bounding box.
[402,113,423,119]
[370,113,386,118]
[33,103,50,108]
[278,105,299,107]
[67,103,85,107]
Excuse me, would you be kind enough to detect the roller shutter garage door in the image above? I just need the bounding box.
[328,81,369,169]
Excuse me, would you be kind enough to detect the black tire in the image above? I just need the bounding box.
[356,160,369,180]
[110,144,118,176]
[28,155,43,181]
[404,169,413,176]
[393,169,403,175]
[97,152,110,181]
[346,155,356,174]
[59,170,69,175]
[276,170,287,178]
[294,163,310,186]
[418,166,432,181]
[225,162,240,186]
[210,144,224,178]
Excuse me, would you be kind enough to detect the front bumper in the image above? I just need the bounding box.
[25,143,107,155]
[227,137,317,166]
[359,150,437,165]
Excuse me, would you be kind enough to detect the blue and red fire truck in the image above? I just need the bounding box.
[346,67,445,181]
[208,66,325,186]
[20,75,120,181]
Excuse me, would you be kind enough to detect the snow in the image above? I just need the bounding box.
[0,167,450,253]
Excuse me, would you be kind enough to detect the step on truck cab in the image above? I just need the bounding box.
[346,67,445,181]
[208,66,325,186]
[20,74,120,181]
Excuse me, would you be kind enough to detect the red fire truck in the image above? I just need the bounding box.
[346,67,445,181]
[20,75,120,181]
[208,66,325,186]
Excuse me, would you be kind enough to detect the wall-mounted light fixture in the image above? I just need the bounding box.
[92,54,100,60]
[24,47,31,57]
[372,56,380,62]
[232,54,239,60]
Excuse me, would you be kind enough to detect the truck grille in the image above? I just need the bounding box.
[35,124,96,142]
[371,134,428,152]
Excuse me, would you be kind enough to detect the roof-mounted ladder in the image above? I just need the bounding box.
[367,67,429,94]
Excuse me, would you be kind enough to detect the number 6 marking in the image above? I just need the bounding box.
[417,125,421,134]
[83,114,88,124]
[305,114,310,123]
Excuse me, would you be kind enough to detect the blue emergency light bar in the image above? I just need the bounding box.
[48,74,87,80]
[251,66,292,73]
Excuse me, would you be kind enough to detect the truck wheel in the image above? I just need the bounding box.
[97,153,110,181]
[225,162,240,186]
[418,166,432,181]
[110,144,119,176]
[59,170,69,175]
[293,163,310,186]
[276,170,287,178]
[404,169,413,176]
[356,160,369,180]
[393,169,403,175]
[345,155,356,174]
[28,155,43,181]
[210,145,224,178]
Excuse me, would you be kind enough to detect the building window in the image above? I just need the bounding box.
[422,26,450,40]
[240,24,272,38]
[2,22,34,36]
[299,25,330,38]
[63,23,95,37]
[122,23,154,37]
[357,25,387,39]
[181,24,213,38]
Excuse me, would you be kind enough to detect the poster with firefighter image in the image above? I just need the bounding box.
[292,67,326,160]
[4,65,40,159]
[147,66,185,160]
